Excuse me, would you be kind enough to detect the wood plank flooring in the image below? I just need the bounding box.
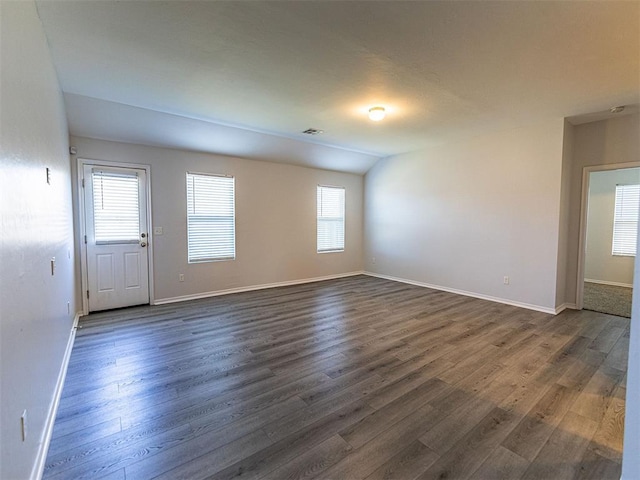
[43,275,629,480]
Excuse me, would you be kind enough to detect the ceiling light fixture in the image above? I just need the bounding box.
[368,106,386,122]
[610,106,625,114]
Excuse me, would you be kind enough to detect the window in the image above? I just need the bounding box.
[612,184,640,257]
[186,173,235,262]
[92,170,140,243]
[317,185,345,253]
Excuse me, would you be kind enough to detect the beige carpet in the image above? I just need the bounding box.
[583,281,633,318]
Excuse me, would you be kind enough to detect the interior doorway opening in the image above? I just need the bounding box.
[581,165,640,317]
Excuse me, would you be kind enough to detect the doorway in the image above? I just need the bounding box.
[79,160,153,313]
[581,165,639,317]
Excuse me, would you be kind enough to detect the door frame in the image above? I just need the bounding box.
[576,161,640,309]
[77,158,155,315]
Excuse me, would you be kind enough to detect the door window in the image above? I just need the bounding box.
[92,170,140,244]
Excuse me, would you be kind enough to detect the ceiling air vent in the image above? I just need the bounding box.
[302,128,324,135]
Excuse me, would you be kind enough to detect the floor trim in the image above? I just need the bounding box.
[31,312,80,480]
[364,271,558,315]
[154,271,366,305]
[584,278,633,289]
[555,303,578,314]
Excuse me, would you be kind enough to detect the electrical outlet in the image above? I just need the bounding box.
[503,276,510,285]
[154,227,163,235]
[51,257,56,276]
[179,274,184,282]
[21,410,27,441]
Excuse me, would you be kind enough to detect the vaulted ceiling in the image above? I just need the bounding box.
[36,1,639,174]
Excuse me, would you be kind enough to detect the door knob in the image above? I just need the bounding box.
[141,233,147,238]
[140,242,147,247]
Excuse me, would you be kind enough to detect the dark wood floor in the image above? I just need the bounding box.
[44,275,629,480]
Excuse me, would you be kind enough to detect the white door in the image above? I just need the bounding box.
[84,165,149,312]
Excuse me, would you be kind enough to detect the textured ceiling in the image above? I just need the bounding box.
[36,1,640,173]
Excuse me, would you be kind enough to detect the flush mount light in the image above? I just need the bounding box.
[302,128,324,135]
[610,106,625,114]
[368,106,386,122]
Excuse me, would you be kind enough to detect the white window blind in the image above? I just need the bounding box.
[317,185,345,253]
[612,184,640,257]
[92,170,140,243]
[186,173,235,262]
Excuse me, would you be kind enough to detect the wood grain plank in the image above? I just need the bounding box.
[201,400,375,480]
[570,364,625,422]
[575,448,622,480]
[420,392,498,455]
[42,276,627,480]
[258,434,352,480]
[363,440,439,480]
[520,411,598,480]
[501,383,579,461]
[341,378,449,449]
[587,384,626,463]
[469,445,529,480]
[321,404,441,480]
[417,407,519,480]
[137,428,272,480]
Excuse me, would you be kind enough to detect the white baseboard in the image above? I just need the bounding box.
[31,312,81,480]
[364,271,558,315]
[584,279,633,289]
[154,271,365,305]
[555,303,578,314]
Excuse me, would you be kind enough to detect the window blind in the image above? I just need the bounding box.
[92,170,140,243]
[612,184,640,257]
[317,185,345,253]
[186,173,235,262]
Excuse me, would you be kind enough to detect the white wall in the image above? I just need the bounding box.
[70,137,364,304]
[556,120,574,307]
[0,2,77,479]
[562,113,640,304]
[364,119,565,312]
[622,232,640,479]
[585,168,640,287]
